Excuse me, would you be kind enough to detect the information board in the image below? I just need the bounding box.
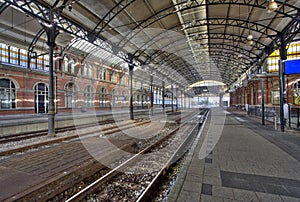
[284,59,300,75]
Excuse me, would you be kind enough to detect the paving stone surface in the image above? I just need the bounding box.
[167,108,300,202]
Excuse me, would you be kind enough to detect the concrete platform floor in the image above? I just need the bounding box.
[168,108,300,202]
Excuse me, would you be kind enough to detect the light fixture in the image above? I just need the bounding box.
[68,4,72,12]
[247,34,253,40]
[248,40,254,45]
[266,0,278,13]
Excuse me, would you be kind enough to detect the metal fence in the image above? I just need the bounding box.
[248,105,300,129]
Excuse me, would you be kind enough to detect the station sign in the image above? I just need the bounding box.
[284,59,300,75]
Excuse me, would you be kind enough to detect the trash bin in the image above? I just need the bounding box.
[81,105,86,112]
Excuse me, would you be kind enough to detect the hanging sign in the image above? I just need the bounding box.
[284,59,300,75]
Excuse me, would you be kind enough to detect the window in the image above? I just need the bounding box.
[20,49,27,67]
[34,83,48,113]
[0,79,16,109]
[30,57,37,69]
[83,63,88,76]
[271,90,280,105]
[88,64,93,77]
[121,90,126,105]
[293,81,300,105]
[120,75,127,85]
[112,89,118,106]
[10,46,19,65]
[97,66,103,80]
[0,43,9,63]
[84,85,94,107]
[44,55,49,71]
[267,42,300,73]
[101,68,106,80]
[83,63,93,77]
[99,87,108,107]
[63,57,69,72]
[65,83,77,108]
[37,55,44,70]
[287,43,300,59]
[267,56,279,73]
[70,59,76,74]
[111,72,117,83]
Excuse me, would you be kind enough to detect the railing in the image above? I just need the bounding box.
[248,105,300,129]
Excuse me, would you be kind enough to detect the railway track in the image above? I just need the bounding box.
[64,109,209,202]
[0,109,153,144]
[0,119,153,157]
[0,109,192,157]
[0,120,115,144]
[1,109,207,201]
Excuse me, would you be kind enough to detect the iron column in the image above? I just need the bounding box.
[45,10,56,137]
[162,81,165,112]
[171,84,174,112]
[279,43,287,132]
[261,78,265,125]
[128,54,134,120]
[150,75,153,115]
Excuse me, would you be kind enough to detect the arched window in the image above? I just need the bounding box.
[63,57,69,72]
[83,63,93,77]
[96,66,101,79]
[70,59,76,74]
[85,63,89,77]
[120,75,127,85]
[112,89,118,106]
[136,94,140,105]
[0,79,16,109]
[34,83,48,113]
[101,68,106,80]
[99,87,108,107]
[111,72,117,83]
[65,82,77,108]
[84,85,94,107]
[88,64,93,77]
[293,81,300,105]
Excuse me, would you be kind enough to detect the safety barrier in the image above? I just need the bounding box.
[247,105,300,129]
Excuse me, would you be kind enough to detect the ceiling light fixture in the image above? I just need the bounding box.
[247,34,253,41]
[266,0,278,13]
[68,4,72,12]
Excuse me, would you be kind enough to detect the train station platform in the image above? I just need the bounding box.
[167,108,300,202]
[0,109,153,136]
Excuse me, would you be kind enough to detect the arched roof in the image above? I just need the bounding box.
[1,0,299,93]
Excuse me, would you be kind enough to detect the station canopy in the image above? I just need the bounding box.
[0,0,299,94]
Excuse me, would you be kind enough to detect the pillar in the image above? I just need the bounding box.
[128,54,134,120]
